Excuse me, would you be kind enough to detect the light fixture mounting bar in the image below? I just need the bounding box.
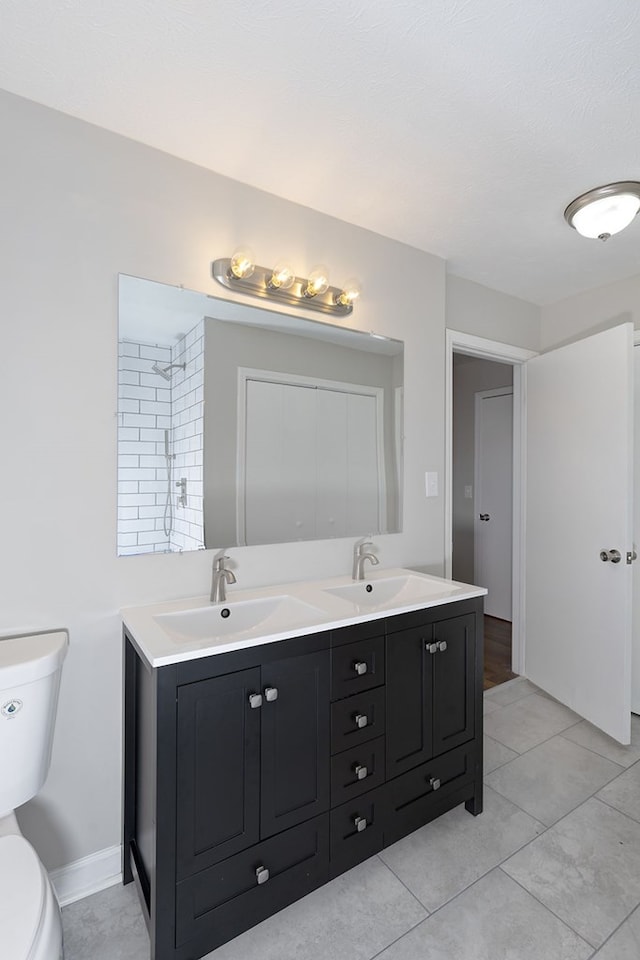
[212,259,354,316]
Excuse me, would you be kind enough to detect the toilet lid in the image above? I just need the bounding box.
[0,835,46,958]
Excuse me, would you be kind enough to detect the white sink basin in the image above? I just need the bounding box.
[324,574,463,609]
[153,595,326,644]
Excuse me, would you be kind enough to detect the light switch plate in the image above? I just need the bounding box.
[425,471,439,497]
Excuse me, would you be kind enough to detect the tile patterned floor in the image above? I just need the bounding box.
[62,677,640,960]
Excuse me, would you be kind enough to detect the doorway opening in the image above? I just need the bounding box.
[445,330,537,689]
[451,356,515,688]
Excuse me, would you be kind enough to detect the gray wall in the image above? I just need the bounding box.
[452,357,513,584]
[446,274,541,351]
[0,88,449,872]
[540,272,640,350]
[203,320,402,544]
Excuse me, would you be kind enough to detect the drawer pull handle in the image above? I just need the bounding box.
[426,642,438,654]
[354,763,368,781]
[354,713,369,729]
[354,816,368,833]
[256,865,270,885]
[248,693,263,709]
[353,660,368,676]
[436,640,448,653]
[264,687,278,702]
[429,776,441,791]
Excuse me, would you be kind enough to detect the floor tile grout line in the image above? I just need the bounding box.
[373,853,432,916]
[497,865,599,953]
[366,912,432,960]
[558,728,640,767]
[483,756,630,833]
[589,901,640,957]
[379,805,547,925]
[483,717,585,761]
[594,791,640,824]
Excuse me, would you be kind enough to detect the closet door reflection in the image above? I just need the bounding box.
[242,377,382,545]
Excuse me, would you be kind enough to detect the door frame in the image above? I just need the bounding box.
[445,330,538,675]
[474,386,514,619]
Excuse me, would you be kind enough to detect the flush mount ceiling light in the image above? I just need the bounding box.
[564,181,640,241]
[212,253,361,316]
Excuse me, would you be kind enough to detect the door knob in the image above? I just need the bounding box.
[354,763,368,781]
[354,816,368,833]
[264,686,278,702]
[479,513,490,521]
[353,661,368,676]
[600,549,622,563]
[354,713,368,729]
[256,865,270,885]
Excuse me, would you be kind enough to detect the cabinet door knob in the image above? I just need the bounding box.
[354,763,368,781]
[353,660,368,676]
[429,776,441,791]
[264,687,278,702]
[425,642,438,654]
[248,693,263,709]
[436,640,447,653]
[354,713,369,729]
[354,816,368,833]
[256,865,270,885]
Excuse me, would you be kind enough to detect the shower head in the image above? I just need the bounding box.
[151,362,186,381]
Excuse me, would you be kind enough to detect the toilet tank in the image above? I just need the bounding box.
[0,631,68,817]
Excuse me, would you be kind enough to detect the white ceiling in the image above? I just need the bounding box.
[2,0,640,305]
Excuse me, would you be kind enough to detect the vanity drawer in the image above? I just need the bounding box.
[331,687,385,754]
[331,635,385,701]
[331,736,385,807]
[329,787,384,879]
[175,814,329,949]
[383,743,475,846]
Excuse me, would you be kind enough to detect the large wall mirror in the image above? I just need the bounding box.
[118,275,404,556]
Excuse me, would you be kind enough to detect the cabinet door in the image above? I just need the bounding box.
[261,650,330,838]
[386,625,433,779]
[176,668,261,879]
[432,614,476,756]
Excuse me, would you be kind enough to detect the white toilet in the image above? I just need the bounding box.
[0,630,68,960]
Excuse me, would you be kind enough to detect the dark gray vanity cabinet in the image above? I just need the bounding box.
[123,597,483,960]
[175,649,330,881]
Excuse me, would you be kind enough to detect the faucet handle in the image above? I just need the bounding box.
[213,549,231,570]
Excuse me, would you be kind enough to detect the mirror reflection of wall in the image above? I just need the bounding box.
[117,275,404,556]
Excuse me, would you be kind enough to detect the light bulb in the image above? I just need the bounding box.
[229,249,255,279]
[304,266,329,298]
[571,194,640,239]
[268,262,296,290]
[335,279,362,307]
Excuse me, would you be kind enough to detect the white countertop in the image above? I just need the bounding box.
[121,567,487,668]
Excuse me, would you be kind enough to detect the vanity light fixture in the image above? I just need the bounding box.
[212,255,361,316]
[564,182,640,241]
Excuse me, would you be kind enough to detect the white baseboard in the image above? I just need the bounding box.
[50,843,122,907]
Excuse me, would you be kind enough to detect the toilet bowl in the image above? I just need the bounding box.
[0,832,63,960]
[0,630,68,959]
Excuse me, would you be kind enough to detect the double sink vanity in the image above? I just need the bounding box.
[122,565,487,960]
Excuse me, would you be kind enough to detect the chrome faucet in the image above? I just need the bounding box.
[211,552,237,603]
[352,538,380,581]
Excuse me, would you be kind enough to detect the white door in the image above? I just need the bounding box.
[525,323,634,743]
[632,345,640,713]
[474,388,513,620]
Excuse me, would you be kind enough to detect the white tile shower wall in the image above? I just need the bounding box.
[118,341,172,554]
[170,320,205,552]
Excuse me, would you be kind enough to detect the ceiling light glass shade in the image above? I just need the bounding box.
[304,267,330,298]
[229,249,255,279]
[268,262,296,290]
[564,182,640,240]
